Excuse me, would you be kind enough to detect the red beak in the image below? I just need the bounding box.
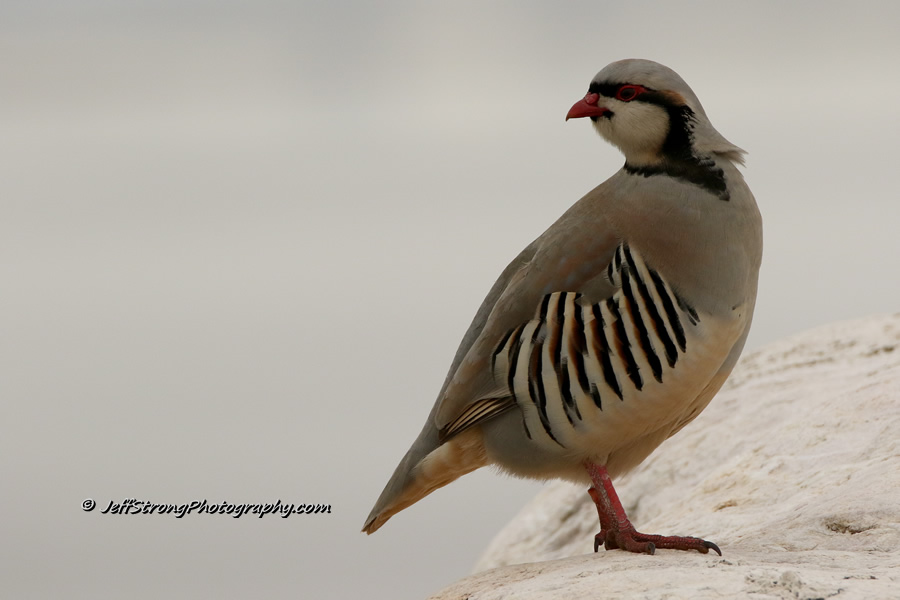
[566,93,609,121]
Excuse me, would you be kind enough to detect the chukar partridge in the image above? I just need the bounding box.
[363,58,762,556]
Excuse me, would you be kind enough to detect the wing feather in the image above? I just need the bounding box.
[434,186,623,434]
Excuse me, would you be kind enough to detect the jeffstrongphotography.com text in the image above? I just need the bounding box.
[81,497,331,519]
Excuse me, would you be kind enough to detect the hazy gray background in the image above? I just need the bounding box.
[3,1,899,598]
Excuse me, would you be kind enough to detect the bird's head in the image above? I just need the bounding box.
[567,59,744,167]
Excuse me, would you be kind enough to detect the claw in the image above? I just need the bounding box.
[704,540,722,556]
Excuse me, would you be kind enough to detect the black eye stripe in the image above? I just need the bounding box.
[587,82,622,97]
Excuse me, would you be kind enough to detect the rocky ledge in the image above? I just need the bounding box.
[430,314,900,600]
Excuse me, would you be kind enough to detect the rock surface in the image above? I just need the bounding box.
[429,314,900,599]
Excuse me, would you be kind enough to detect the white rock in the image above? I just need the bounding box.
[430,314,900,599]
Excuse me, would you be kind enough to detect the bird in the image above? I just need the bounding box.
[362,58,762,556]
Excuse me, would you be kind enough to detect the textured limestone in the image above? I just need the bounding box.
[430,314,900,599]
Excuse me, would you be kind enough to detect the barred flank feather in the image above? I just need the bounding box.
[493,244,700,449]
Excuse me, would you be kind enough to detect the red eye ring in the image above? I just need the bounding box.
[615,85,645,102]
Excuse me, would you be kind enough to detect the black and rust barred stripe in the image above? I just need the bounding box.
[647,268,687,351]
[528,323,564,447]
[620,260,663,383]
[488,244,700,447]
[590,301,623,401]
[623,245,679,369]
[607,296,643,390]
[570,300,592,397]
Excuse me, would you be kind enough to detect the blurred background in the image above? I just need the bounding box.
[2,1,899,598]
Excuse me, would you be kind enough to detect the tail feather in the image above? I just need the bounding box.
[362,427,487,534]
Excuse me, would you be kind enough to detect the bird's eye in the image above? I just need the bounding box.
[615,85,644,102]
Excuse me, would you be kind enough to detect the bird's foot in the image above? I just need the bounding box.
[592,524,721,555]
[584,461,722,556]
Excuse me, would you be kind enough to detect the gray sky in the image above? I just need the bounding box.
[3,1,899,598]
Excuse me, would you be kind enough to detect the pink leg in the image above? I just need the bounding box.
[584,460,721,556]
